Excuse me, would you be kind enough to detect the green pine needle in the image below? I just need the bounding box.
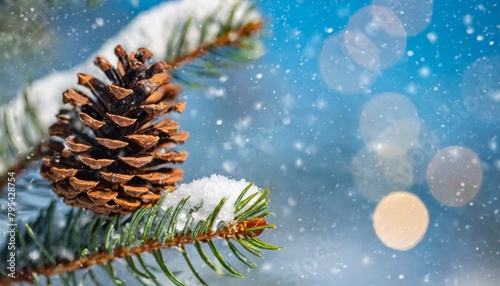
[234,182,255,207]
[166,196,190,241]
[152,249,186,286]
[207,197,228,230]
[136,254,162,286]
[25,224,56,264]
[195,241,224,276]
[208,240,244,277]
[227,239,257,268]
[125,256,150,280]
[180,246,208,286]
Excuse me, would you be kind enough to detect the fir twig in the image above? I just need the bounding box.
[0,184,281,285]
[168,20,263,69]
[3,216,275,284]
[163,1,264,87]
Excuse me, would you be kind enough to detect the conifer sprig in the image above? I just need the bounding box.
[0,184,280,285]
[166,1,262,68]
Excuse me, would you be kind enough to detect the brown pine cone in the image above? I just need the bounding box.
[41,45,188,216]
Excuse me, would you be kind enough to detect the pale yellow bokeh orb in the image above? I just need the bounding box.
[373,191,429,251]
[426,146,483,207]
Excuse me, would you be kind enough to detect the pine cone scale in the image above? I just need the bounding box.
[69,177,99,192]
[66,137,92,152]
[108,85,133,100]
[79,113,106,130]
[118,156,153,168]
[139,192,161,203]
[87,189,119,205]
[122,185,149,197]
[94,137,129,150]
[78,155,114,169]
[153,150,188,163]
[63,89,91,106]
[106,113,137,127]
[136,171,182,185]
[49,167,78,182]
[100,171,134,184]
[125,134,159,148]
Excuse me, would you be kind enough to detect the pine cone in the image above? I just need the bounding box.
[41,45,189,216]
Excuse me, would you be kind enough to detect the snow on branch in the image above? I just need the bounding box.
[160,174,261,233]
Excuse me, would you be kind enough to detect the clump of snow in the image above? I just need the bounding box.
[159,174,260,233]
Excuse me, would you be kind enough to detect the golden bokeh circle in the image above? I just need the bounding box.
[373,191,429,251]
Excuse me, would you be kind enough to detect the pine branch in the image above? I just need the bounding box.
[0,182,280,285]
[165,1,265,86]
[168,20,263,69]
[11,218,265,283]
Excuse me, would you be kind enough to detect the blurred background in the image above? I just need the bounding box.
[1,0,499,285]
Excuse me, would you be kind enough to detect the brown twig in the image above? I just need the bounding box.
[0,142,45,191]
[168,20,263,69]
[1,218,265,285]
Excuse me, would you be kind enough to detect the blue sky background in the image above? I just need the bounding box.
[1,0,499,285]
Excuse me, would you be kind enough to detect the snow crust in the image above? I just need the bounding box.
[159,174,260,232]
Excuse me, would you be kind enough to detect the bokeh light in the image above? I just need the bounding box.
[343,30,380,71]
[426,146,483,207]
[359,92,420,157]
[372,0,434,36]
[345,5,407,71]
[319,31,378,94]
[460,55,500,122]
[351,148,413,201]
[373,191,429,251]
